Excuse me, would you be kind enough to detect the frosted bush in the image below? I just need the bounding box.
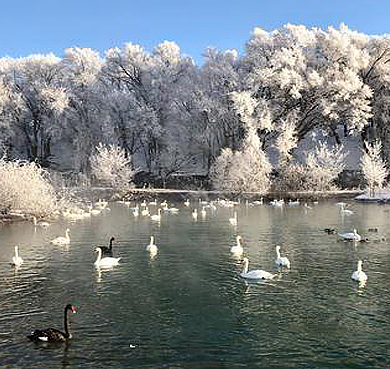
[0,159,57,216]
[90,143,134,189]
[209,148,234,191]
[275,163,308,191]
[360,140,388,196]
[211,130,272,193]
[275,142,347,191]
[305,142,347,191]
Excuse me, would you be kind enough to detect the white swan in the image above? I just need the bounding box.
[184,199,190,207]
[351,260,367,283]
[340,203,353,215]
[229,212,238,225]
[146,236,158,254]
[33,216,50,228]
[141,206,150,216]
[150,209,162,221]
[275,245,290,268]
[51,229,71,245]
[201,206,207,218]
[11,246,23,266]
[338,229,361,242]
[133,205,139,217]
[94,247,120,267]
[230,235,243,254]
[240,257,275,280]
[192,209,198,220]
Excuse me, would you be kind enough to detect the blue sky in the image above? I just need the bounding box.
[1,0,390,65]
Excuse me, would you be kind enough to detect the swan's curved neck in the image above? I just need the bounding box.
[236,237,241,246]
[357,261,363,272]
[65,230,70,239]
[109,238,114,249]
[14,246,19,258]
[64,306,71,338]
[150,236,154,245]
[242,259,249,274]
[95,248,102,263]
[276,247,281,258]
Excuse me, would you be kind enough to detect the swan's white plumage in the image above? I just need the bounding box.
[33,216,50,228]
[240,257,274,280]
[275,245,290,268]
[146,236,158,254]
[338,229,361,241]
[230,235,243,254]
[150,209,162,221]
[351,260,367,282]
[141,207,150,216]
[11,246,23,266]
[51,229,71,245]
[94,247,120,267]
[229,212,237,225]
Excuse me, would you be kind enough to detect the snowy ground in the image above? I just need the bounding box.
[354,193,390,202]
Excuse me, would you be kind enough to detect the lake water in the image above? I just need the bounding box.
[1,197,390,368]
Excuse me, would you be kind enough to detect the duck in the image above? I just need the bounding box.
[229,212,238,225]
[324,228,336,234]
[275,245,290,268]
[94,247,120,267]
[32,216,50,228]
[338,229,361,242]
[50,229,71,245]
[11,246,23,267]
[240,257,275,280]
[230,235,243,254]
[27,304,76,342]
[99,236,115,257]
[351,260,367,283]
[146,236,158,254]
[150,209,162,221]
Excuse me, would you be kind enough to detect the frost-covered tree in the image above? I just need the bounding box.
[360,140,388,195]
[274,113,299,165]
[103,41,195,175]
[241,24,373,149]
[61,48,104,172]
[0,158,57,216]
[0,54,68,165]
[90,143,134,189]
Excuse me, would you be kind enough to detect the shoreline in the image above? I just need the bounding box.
[113,188,365,202]
[0,188,374,224]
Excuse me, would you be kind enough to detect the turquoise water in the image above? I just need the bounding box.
[1,198,390,368]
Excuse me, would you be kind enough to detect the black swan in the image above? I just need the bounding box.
[100,236,115,256]
[27,304,76,342]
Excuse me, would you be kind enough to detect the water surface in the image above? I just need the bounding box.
[1,198,390,368]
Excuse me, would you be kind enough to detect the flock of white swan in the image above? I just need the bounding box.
[10,197,369,285]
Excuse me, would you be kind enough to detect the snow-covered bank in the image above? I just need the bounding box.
[115,188,365,202]
[355,193,390,202]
